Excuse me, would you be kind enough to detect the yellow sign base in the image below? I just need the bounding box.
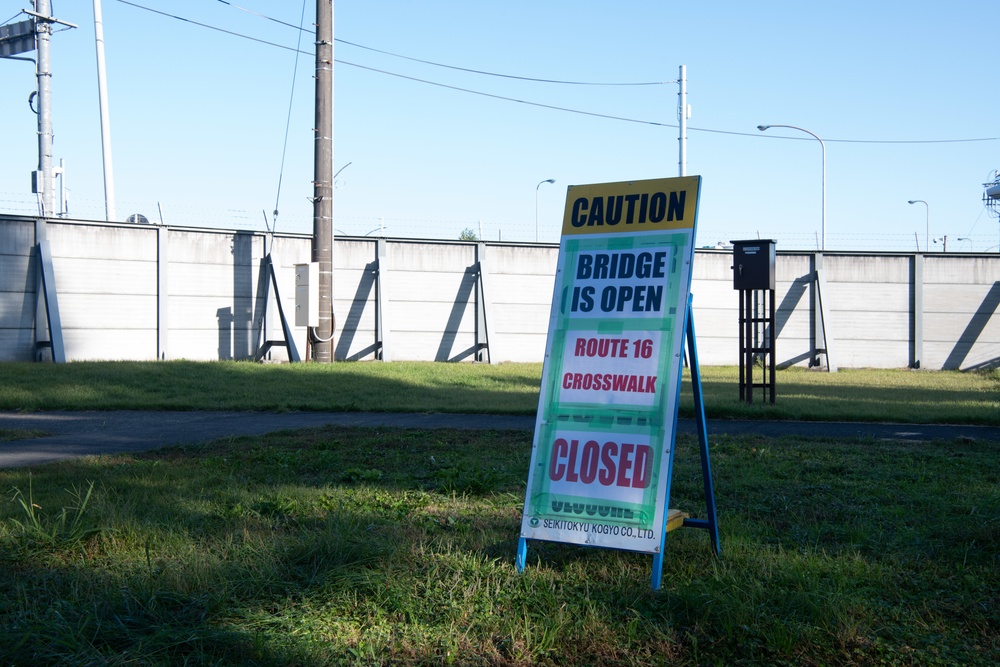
[665,508,689,532]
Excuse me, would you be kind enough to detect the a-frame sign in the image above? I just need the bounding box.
[516,176,719,590]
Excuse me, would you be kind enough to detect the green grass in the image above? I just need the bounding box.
[0,360,997,425]
[0,361,998,664]
[0,427,997,665]
[0,360,543,415]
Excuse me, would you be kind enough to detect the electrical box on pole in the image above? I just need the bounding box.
[733,240,775,290]
[295,262,320,328]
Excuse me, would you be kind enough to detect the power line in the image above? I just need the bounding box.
[213,0,300,31]
[115,0,671,127]
[115,0,302,53]
[336,59,672,127]
[210,0,672,86]
[114,0,1000,145]
[334,38,673,86]
[271,0,309,234]
[331,62,1000,143]
[751,131,1000,145]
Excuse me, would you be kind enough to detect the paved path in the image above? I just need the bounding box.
[2,410,999,469]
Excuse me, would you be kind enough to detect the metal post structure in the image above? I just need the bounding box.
[33,0,55,220]
[982,172,1000,252]
[908,199,929,252]
[31,1,54,359]
[93,0,116,221]
[733,240,779,395]
[312,0,334,361]
[24,2,76,219]
[758,124,826,250]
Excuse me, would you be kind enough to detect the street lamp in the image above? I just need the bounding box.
[758,124,826,250]
[535,179,556,242]
[907,199,929,252]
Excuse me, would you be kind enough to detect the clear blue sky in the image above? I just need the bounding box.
[2,1,998,251]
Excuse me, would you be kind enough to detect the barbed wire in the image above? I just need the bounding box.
[4,192,993,252]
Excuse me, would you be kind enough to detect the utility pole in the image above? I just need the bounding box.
[677,65,688,177]
[33,0,55,220]
[11,1,73,361]
[32,0,55,358]
[24,0,75,219]
[312,0,334,361]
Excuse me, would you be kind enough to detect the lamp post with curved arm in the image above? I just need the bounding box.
[758,124,826,251]
[535,179,556,242]
[907,199,929,252]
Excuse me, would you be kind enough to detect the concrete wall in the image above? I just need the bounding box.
[923,256,1000,370]
[51,222,160,360]
[0,221,36,357]
[483,244,559,363]
[1,215,997,370]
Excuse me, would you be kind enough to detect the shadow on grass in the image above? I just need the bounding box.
[2,361,998,426]
[1,427,998,665]
[0,428,546,664]
[0,360,544,415]
[681,370,1000,425]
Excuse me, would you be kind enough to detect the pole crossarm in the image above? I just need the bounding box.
[23,8,78,28]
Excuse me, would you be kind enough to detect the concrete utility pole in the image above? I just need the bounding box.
[312,0,334,361]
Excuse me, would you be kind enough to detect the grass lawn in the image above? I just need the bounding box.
[0,425,997,665]
[0,361,997,664]
[0,360,997,425]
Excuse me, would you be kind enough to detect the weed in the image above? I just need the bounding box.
[6,475,104,553]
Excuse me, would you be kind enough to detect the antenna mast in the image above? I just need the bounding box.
[93,0,116,221]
